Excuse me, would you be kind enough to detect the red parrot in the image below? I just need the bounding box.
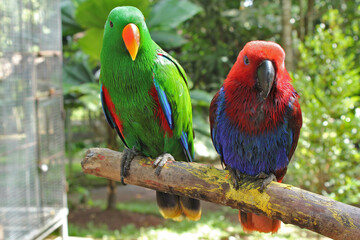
[209,41,302,233]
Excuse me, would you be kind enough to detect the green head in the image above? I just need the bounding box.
[101,6,152,62]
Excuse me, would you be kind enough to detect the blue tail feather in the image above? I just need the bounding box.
[180,131,193,162]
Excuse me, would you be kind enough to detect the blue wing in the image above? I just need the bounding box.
[152,74,173,130]
[209,88,225,166]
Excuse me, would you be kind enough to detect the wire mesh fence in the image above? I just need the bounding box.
[0,0,67,239]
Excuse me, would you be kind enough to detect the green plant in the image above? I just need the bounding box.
[179,0,282,91]
[288,9,360,204]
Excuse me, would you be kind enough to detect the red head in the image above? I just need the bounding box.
[226,41,290,98]
[224,41,295,133]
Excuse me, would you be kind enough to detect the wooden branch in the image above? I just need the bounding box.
[82,148,360,240]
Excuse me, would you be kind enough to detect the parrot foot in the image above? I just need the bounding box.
[153,153,175,176]
[120,147,140,185]
[227,167,246,190]
[255,172,277,192]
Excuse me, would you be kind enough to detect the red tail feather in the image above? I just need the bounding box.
[239,211,281,233]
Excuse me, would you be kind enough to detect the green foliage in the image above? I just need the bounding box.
[147,0,203,48]
[62,31,100,112]
[77,28,105,60]
[63,55,95,87]
[64,82,100,111]
[69,222,119,239]
[288,9,360,204]
[66,161,108,189]
[345,3,360,65]
[66,161,108,208]
[148,0,202,30]
[61,0,83,36]
[190,89,218,159]
[314,1,360,64]
[179,0,282,91]
[190,89,213,107]
[76,0,151,29]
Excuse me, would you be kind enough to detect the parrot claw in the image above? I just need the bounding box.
[153,153,175,176]
[256,172,277,192]
[227,167,245,190]
[120,147,140,185]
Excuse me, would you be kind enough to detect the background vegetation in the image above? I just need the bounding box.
[61,0,360,239]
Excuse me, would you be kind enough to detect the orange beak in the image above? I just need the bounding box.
[122,23,140,61]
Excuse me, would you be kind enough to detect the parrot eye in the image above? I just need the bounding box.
[110,21,113,28]
[244,56,249,65]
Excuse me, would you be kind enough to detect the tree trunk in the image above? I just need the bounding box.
[65,109,73,177]
[299,0,305,41]
[106,179,117,210]
[281,0,293,71]
[104,116,120,210]
[305,0,315,36]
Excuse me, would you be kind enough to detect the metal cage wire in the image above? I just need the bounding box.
[0,0,67,239]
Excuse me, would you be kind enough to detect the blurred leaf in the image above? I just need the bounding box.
[190,89,214,107]
[192,109,218,160]
[63,61,95,89]
[151,30,187,49]
[192,111,210,137]
[147,0,203,30]
[67,82,99,95]
[61,0,84,36]
[78,28,104,60]
[64,82,100,111]
[63,50,96,95]
[75,0,151,29]
[78,94,101,112]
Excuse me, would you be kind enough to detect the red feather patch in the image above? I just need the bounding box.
[149,85,173,137]
[224,75,294,134]
[102,85,125,136]
[239,211,281,233]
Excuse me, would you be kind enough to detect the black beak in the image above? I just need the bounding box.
[256,60,275,100]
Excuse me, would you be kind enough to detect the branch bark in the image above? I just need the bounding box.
[82,148,360,240]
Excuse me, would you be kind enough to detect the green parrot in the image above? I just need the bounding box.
[99,6,201,221]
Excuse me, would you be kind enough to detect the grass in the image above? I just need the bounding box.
[68,209,244,240]
[116,201,161,216]
[69,222,120,239]
[68,201,329,240]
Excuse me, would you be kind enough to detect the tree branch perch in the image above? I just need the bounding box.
[81,148,360,240]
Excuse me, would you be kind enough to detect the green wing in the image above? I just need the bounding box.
[152,51,194,162]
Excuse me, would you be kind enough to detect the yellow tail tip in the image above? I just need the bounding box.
[180,201,202,221]
[159,206,182,220]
